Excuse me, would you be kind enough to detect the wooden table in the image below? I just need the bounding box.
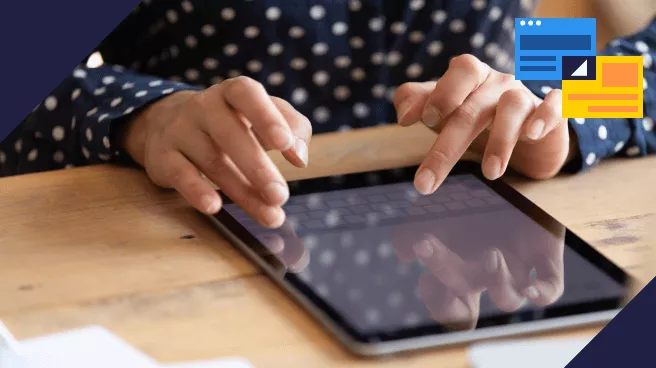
[1,124,654,367]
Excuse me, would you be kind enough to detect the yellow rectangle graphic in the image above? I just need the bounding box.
[562,56,644,119]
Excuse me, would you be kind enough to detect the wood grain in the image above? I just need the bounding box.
[1,123,654,367]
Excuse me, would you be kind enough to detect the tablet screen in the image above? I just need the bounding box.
[219,165,628,342]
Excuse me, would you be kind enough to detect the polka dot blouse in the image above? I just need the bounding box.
[1,1,654,177]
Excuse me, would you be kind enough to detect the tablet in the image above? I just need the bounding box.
[206,161,631,357]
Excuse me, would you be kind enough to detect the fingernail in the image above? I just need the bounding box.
[397,100,412,123]
[269,125,294,151]
[414,168,436,195]
[523,285,540,300]
[201,194,221,214]
[264,182,289,205]
[262,207,285,228]
[486,250,499,272]
[293,137,309,166]
[527,119,545,140]
[413,240,434,258]
[484,155,502,180]
[422,105,442,128]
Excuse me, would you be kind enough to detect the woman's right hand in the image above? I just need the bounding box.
[120,76,312,228]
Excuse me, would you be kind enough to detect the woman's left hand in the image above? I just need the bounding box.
[394,54,578,195]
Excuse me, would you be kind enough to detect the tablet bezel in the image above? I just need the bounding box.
[207,161,631,356]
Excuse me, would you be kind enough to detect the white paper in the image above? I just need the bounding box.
[0,321,254,368]
[162,358,254,368]
[468,337,593,368]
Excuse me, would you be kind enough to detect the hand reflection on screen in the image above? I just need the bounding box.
[258,221,309,273]
[393,207,566,330]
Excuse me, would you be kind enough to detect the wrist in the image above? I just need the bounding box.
[119,90,198,166]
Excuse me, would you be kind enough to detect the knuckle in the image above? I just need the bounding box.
[225,76,263,100]
[426,147,451,167]
[450,54,479,71]
[393,83,414,105]
[202,153,229,177]
[499,89,533,111]
[497,72,517,84]
[451,103,480,128]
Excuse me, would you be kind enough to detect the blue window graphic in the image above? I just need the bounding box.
[514,18,596,81]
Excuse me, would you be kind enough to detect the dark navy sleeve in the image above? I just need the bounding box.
[0,4,201,177]
[523,18,656,172]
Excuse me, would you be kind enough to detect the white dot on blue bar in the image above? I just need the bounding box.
[520,20,526,26]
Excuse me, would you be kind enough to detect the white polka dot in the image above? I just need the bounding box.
[409,30,425,43]
[609,39,621,47]
[65,164,75,169]
[432,10,447,24]
[98,153,111,161]
[71,88,81,101]
[221,7,235,20]
[350,36,365,49]
[73,69,87,78]
[371,84,386,99]
[574,118,585,125]
[94,87,106,96]
[354,249,370,265]
[371,52,385,65]
[312,42,329,55]
[351,68,366,81]
[598,125,607,140]
[643,117,654,131]
[53,150,64,163]
[502,16,514,32]
[521,0,533,10]
[353,103,370,118]
[289,26,305,38]
[201,24,215,36]
[390,22,407,34]
[185,35,197,48]
[34,131,42,139]
[644,77,648,90]
[244,26,259,38]
[585,152,596,166]
[184,68,199,81]
[334,56,351,68]
[224,44,239,56]
[14,139,22,153]
[86,107,98,117]
[103,136,111,149]
[246,60,262,73]
[388,291,404,308]
[369,17,384,32]
[102,75,116,85]
[268,42,283,56]
[181,0,193,12]
[310,5,325,20]
[427,41,443,56]
[202,57,218,70]
[290,58,307,70]
[313,71,330,86]
[472,0,486,10]
[387,51,403,66]
[291,88,308,105]
[162,87,174,95]
[52,126,65,141]
[536,20,542,26]
[644,53,653,69]
[82,146,90,159]
[334,86,351,101]
[86,128,93,141]
[614,141,625,153]
[489,6,502,21]
[313,107,331,123]
[71,116,76,129]
[267,72,285,86]
[210,76,224,85]
[227,70,241,78]
[0,151,5,165]
[627,146,641,156]
[166,9,178,23]
[169,45,180,57]
[540,85,553,95]
[528,20,534,26]
[122,82,134,90]
[332,22,348,36]
[319,250,336,267]
[450,19,466,33]
[410,0,425,10]
[406,63,423,78]
[148,80,163,87]
[636,41,649,53]
[27,149,38,162]
[386,87,397,102]
[124,106,135,115]
[98,113,109,122]
[135,90,148,98]
[265,7,281,20]
[44,96,57,111]
[470,32,486,48]
[349,0,362,11]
